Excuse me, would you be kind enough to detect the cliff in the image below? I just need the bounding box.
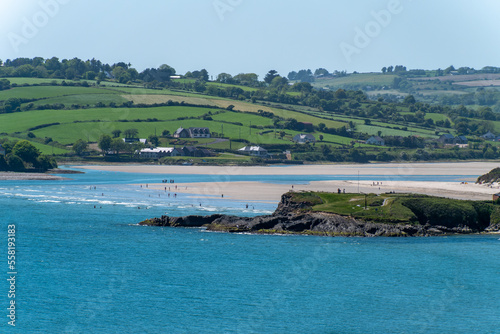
[140,192,500,237]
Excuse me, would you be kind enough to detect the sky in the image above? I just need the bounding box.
[1,0,499,79]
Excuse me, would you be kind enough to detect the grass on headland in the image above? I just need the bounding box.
[289,191,498,227]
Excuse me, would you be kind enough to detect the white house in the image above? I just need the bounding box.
[366,136,385,146]
[139,147,180,159]
[188,127,211,138]
[174,127,211,138]
[238,146,268,157]
[0,144,5,156]
[292,133,316,144]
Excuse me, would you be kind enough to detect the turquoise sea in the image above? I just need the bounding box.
[1,168,499,333]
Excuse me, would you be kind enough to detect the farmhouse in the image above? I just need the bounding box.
[173,127,190,138]
[454,135,468,145]
[174,127,211,138]
[481,131,496,141]
[0,144,5,156]
[438,134,455,144]
[238,146,268,157]
[366,136,385,146]
[293,133,316,144]
[188,127,211,138]
[139,147,180,159]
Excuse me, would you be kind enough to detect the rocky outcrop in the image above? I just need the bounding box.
[139,192,500,237]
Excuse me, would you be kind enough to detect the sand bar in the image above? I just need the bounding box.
[144,179,500,202]
[76,161,499,176]
[83,161,500,202]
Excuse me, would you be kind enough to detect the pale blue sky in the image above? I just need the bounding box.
[1,0,499,78]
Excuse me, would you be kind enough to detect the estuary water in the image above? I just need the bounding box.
[1,168,499,333]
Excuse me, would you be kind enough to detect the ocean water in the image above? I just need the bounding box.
[1,169,499,333]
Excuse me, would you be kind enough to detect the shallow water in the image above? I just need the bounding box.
[1,169,498,333]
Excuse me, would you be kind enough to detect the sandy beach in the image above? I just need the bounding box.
[77,162,500,202]
[76,161,499,176]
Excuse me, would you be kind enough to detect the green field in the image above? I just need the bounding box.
[0,86,118,101]
[312,73,397,89]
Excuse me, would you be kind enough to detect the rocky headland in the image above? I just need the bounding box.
[140,192,500,237]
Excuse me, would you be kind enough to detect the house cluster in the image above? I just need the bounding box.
[174,127,211,139]
[438,134,468,145]
[138,146,212,159]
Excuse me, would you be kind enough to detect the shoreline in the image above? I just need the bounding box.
[74,161,500,176]
[75,162,500,202]
[0,172,67,181]
[142,179,499,202]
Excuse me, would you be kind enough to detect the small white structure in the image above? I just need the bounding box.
[293,133,316,144]
[0,144,5,156]
[139,147,180,159]
[123,138,147,144]
[238,146,268,157]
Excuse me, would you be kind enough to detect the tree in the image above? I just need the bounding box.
[7,154,24,171]
[279,131,286,139]
[161,130,170,137]
[264,70,279,84]
[319,134,324,142]
[314,68,330,77]
[321,144,331,155]
[4,98,21,113]
[381,67,387,74]
[34,155,57,171]
[403,95,416,105]
[72,139,88,156]
[148,135,159,147]
[98,135,112,154]
[0,79,10,91]
[216,73,233,84]
[12,140,40,164]
[123,128,139,139]
[110,138,126,155]
[0,155,7,171]
[387,66,394,73]
[112,129,122,138]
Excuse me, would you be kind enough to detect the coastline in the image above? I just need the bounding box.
[143,179,499,202]
[75,161,500,176]
[76,162,500,202]
[0,172,67,181]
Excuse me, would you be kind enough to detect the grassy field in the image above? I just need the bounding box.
[312,73,397,89]
[291,191,498,227]
[0,85,118,101]
[28,93,128,107]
